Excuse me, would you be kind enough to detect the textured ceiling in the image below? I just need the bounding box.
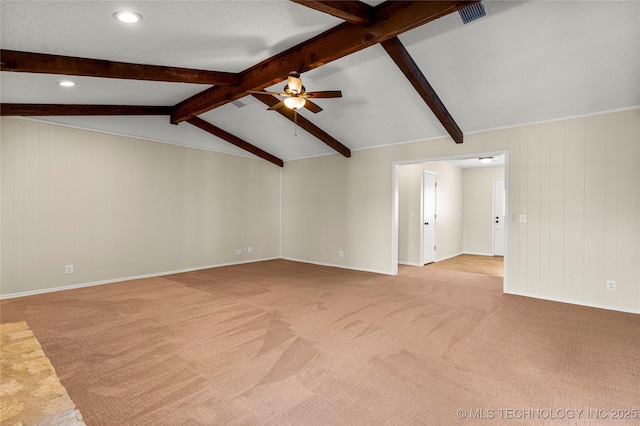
[1,1,639,162]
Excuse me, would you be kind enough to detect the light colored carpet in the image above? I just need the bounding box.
[0,321,85,426]
[1,260,639,425]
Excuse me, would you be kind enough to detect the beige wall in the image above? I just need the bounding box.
[2,109,639,313]
[282,109,640,313]
[398,164,422,265]
[1,118,281,296]
[425,161,463,261]
[463,166,505,255]
[398,161,464,265]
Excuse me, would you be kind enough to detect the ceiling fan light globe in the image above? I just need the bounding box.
[284,97,306,110]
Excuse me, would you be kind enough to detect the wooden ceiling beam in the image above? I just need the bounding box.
[0,103,172,116]
[171,1,479,124]
[0,50,239,85]
[380,37,463,144]
[186,117,283,167]
[290,0,374,26]
[252,93,351,158]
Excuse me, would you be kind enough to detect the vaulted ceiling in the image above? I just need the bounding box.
[2,1,639,165]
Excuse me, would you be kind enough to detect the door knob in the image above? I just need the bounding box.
[495,220,499,223]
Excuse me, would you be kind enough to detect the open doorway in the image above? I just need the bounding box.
[394,152,508,287]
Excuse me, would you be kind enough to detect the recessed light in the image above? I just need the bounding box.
[57,81,75,87]
[114,11,142,23]
[478,157,494,164]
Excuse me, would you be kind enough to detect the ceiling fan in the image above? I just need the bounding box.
[249,71,342,114]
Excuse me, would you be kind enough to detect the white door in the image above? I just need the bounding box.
[493,178,505,256]
[423,172,436,264]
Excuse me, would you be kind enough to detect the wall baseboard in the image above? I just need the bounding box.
[0,257,280,300]
[462,251,496,257]
[4,257,635,316]
[401,252,491,265]
[398,261,423,267]
[504,290,640,315]
[281,257,394,276]
[436,252,465,262]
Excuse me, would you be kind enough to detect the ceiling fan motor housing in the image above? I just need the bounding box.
[287,72,303,94]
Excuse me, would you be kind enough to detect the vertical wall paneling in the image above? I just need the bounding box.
[4,109,639,313]
[547,121,565,299]
[23,122,40,291]
[583,115,607,305]
[1,119,16,290]
[507,128,520,292]
[563,118,586,301]
[538,123,552,295]
[1,117,281,296]
[283,108,639,313]
[604,113,619,307]
[526,124,542,295]
[13,120,26,291]
[36,124,50,291]
[616,110,640,310]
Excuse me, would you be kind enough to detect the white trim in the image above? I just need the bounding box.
[422,170,437,266]
[492,177,505,256]
[463,251,496,257]
[391,164,400,275]
[281,257,394,276]
[503,152,510,294]
[504,290,640,315]
[436,252,465,262]
[398,261,423,267]
[279,168,283,258]
[334,107,640,160]
[14,107,639,164]
[15,117,259,160]
[465,105,640,136]
[0,257,279,300]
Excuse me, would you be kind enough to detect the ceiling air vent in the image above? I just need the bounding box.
[459,2,486,25]
[232,100,246,108]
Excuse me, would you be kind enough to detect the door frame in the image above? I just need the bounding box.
[392,151,509,293]
[492,177,505,256]
[422,170,437,265]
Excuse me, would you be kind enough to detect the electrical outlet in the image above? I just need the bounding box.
[247,247,252,253]
[65,265,74,274]
[519,214,527,223]
[174,253,180,262]
[606,280,616,291]
[236,249,242,255]
[339,250,344,258]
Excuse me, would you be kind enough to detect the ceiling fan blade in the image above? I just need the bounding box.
[267,100,286,111]
[304,90,342,99]
[247,90,287,96]
[303,100,323,114]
